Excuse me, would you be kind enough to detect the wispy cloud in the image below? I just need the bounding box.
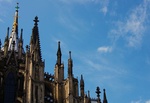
[131,98,142,103]
[109,0,150,48]
[146,100,150,103]
[97,46,112,53]
[131,99,150,103]
[85,59,126,75]
[100,6,108,15]
[59,0,109,15]
[99,0,109,15]
[77,55,130,94]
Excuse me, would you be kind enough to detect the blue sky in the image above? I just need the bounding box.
[0,0,150,103]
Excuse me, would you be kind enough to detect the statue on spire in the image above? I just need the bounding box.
[8,2,19,51]
[15,3,19,11]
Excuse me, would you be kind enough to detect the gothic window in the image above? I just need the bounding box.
[44,89,54,103]
[4,72,16,103]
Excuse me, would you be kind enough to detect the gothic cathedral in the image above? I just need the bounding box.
[0,4,108,103]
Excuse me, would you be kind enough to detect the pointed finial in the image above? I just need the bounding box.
[68,50,73,77]
[21,28,23,34]
[69,51,72,59]
[57,41,61,55]
[57,41,62,65]
[20,29,23,39]
[7,27,9,36]
[34,16,39,26]
[6,27,9,38]
[103,89,105,92]
[88,91,90,98]
[80,74,84,87]
[5,27,9,42]
[96,86,101,103]
[103,89,108,103]
[15,3,19,11]
[58,41,60,48]
[103,89,106,98]
[81,75,83,80]
[96,87,101,98]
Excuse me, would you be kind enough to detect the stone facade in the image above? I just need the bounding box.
[0,4,108,103]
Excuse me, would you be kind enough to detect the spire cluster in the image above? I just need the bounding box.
[0,3,109,103]
[95,87,108,103]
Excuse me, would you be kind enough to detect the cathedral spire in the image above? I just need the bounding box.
[4,27,9,56]
[80,75,84,86]
[80,74,84,98]
[19,29,23,42]
[30,16,42,61]
[30,16,40,45]
[56,41,62,66]
[5,27,9,42]
[103,89,108,103]
[18,29,23,59]
[68,51,73,77]
[19,29,23,46]
[8,3,19,51]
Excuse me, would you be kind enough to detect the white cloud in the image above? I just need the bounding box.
[109,0,150,48]
[146,100,150,103]
[99,0,109,15]
[100,6,108,15]
[59,0,109,15]
[131,98,142,103]
[131,99,150,103]
[97,46,112,53]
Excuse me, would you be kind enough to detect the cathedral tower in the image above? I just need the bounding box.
[0,3,25,103]
[80,75,84,98]
[68,51,73,77]
[54,41,64,103]
[103,89,108,103]
[26,16,45,103]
